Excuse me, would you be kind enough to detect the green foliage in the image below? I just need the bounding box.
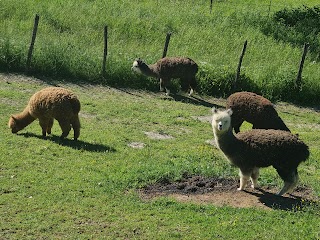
[261,5,320,60]
[0,0,320,104]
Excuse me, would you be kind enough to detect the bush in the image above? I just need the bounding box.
[261,5,320,60]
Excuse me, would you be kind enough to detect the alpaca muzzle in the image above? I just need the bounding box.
[11,128,18,133]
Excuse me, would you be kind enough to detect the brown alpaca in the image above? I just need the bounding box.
[8,87,81,140]
[226,91,290,133]
[212,108,309,196]
[132,57,198,96]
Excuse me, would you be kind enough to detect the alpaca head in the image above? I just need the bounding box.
[131,58,149,75]
[211,108,233,133]
[8,116,23,133]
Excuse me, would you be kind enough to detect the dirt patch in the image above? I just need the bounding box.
[192,115,212,123]
[144,131,174,140]
[139,175,319,211]
[128,142,146,149]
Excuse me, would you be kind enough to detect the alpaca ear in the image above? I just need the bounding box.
[226,108,233,116]
[212,107,218,114]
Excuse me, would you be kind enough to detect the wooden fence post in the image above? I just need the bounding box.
[102,25,108,78]
[26,14,40,71]
[162,32,171,58]
[267,0,272,17]
[295,43,309,90]
[234,40,248,89]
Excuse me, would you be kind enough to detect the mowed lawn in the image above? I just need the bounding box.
[0,73,319,239]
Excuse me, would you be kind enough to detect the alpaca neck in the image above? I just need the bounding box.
[143,64,158,78]
[15,107,36,129]
[215,128,239,157]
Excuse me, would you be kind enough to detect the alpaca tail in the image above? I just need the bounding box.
[277,169,299,196]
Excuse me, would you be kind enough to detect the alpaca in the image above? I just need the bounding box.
[8,87,81,140]
[131,57,198,95]
[211,108,309,196]
[226,91,290,133]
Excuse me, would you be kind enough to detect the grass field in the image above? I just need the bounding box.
[0,0,320,103]
[1,0,320,238]
[1,73,319,239]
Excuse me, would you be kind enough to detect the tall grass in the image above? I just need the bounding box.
[0,0,319,103]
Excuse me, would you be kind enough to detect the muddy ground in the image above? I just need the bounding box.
[139,175,319,211]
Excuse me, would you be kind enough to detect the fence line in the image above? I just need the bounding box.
[22,5,311,92]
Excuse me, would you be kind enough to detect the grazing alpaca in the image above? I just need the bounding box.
[211,108,309,196]
[226,91,290,133]
[8,87,81,140]
[131,57,198,95]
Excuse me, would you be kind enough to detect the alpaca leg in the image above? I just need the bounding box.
[250,167,260,189]
[188,77,197,96]
[160,78,170,95]
[71,116,81,140]
[38,118,50,137]
[57,120,71,139]
[180,78,190,95]
[276,168,299,196]
[237,169,250,191]
[188,88,194,96]
[46,118,54,135]
[159,78,165,92]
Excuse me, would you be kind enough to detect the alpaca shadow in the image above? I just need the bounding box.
[20,132,116,153]
[245,188,315,211]
[166,94,223,109]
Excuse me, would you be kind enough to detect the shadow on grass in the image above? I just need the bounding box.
[19,132,116,153]
[245,188,318,211]
[172,94,224,108]
[114,86,225,109]
[159,94,224,108]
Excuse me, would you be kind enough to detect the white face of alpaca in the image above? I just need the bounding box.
[131,60,143,74]
[212,109,232,132]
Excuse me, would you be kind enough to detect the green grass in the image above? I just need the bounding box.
[1,74,319,239]
[0,0,320,104]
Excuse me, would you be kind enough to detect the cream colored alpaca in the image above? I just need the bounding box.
[8,87,81,140]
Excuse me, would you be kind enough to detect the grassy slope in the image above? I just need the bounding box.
[0,0,320,103]
[0,74,319,239]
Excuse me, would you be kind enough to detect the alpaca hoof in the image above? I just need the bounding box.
[237,187,244,191]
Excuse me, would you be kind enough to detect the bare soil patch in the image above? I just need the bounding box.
[144,131,174,140]
[139,175,319,211]
[128,142,146,149]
